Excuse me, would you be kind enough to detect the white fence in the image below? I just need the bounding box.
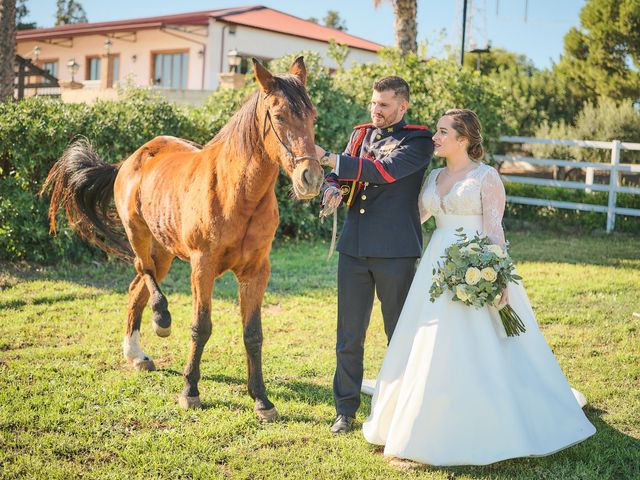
[495,136,640,233]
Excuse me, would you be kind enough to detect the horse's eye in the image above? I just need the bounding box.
[274,113,284,121]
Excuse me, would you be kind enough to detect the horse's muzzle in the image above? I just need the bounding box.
[293,159,323,199]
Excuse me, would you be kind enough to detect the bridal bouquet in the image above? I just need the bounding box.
[429,228,526,337]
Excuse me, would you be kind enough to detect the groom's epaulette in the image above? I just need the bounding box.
[353,122,374,130]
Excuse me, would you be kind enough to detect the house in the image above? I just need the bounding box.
[16,5,383,102]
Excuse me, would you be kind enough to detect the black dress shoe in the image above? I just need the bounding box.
[330,414,355,434]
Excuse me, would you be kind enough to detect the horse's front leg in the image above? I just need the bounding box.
[178,254,215,409]
[237,259,278,422]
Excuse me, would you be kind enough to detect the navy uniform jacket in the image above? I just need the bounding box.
[324,119,434,258]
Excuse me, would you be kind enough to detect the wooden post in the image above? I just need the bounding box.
[606,140,621,233]
[17,60,25,100]
[100,54,114,90]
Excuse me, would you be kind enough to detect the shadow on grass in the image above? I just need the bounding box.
[366,406,640,479]
[0,241,338,300]
[2,228,638,307]
[160,368,335,421]
[145,368,639,478]
[0,292,100,310]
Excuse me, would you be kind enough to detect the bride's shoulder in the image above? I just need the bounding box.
[477,164,505,190]
[426,167,443,180]
[478,163,500,179]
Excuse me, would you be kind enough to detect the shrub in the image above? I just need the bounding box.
[333,48,518,154]
[0,91,197,262]
[529,98,640,164]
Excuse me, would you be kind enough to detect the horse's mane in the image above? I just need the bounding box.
[209,74,314,162]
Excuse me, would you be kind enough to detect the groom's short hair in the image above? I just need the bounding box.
[373,76,410,102]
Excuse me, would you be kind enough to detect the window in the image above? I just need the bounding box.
[87,56,101,80]
[152,51,188,89]
[110,55,120,83]
[41,61,58,78]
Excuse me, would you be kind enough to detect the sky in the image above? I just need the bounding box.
[23,0,586,69]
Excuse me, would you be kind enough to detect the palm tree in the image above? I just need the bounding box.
[374,0,418,54]
[0,0,17,102]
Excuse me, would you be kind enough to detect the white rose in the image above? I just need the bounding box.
[465,267,482,285]
[455,285,469,302]
[487,244,507,258]
[481,267,498,283]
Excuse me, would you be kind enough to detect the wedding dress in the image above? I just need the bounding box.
[361,163,596,466]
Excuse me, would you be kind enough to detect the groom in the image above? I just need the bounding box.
[315,76,434,433]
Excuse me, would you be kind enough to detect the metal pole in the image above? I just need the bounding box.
[461,0,468,66]
[606,140,621,233]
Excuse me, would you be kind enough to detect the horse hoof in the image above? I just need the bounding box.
[132,358,156,371]
[152,321,171,338]
[255,407,279,423]
[178,395,201,410]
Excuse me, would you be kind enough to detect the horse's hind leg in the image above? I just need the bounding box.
[123,274,154,370]
[124,221,174,337]
[123,241,173,371]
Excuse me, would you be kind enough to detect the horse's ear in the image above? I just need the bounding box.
[289,56,307,86]
[253,58,276,94]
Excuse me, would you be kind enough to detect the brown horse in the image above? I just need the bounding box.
[42,57,323,421]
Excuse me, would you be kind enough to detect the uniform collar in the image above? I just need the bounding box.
[375,118,406,135]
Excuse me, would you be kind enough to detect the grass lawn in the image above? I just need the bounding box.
[0,227,639,479]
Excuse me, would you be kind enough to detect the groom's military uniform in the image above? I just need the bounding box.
[324,119,434,418]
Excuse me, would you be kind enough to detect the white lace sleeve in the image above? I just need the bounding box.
[480,167,506,246]
[419,170,433,224]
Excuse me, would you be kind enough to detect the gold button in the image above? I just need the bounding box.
[361,195,367,200]
[364,182,369,187]
[359,208,365,214]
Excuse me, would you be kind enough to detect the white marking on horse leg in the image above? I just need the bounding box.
[123,330,154,369]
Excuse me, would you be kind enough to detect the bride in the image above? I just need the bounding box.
[361,109,596,466]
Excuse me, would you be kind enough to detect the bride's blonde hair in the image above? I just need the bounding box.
[443,109,484,161]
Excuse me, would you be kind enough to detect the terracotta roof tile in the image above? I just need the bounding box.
[17,5,383,52]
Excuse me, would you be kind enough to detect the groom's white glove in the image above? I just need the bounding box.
[320,186,342,218]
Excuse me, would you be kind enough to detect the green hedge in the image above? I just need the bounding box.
[1,51,520,263]
[0,89,205,262]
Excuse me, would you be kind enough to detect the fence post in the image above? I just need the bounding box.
[585,167,594,193]
[606,140,621,233]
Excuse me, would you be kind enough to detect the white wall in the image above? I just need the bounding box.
[17,28,207,90]
[17,21,381,92]
[207,20,380,90]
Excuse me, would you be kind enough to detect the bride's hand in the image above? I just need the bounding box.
[498,288,509,308]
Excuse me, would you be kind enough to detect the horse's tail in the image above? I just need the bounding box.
[40,137,132,259]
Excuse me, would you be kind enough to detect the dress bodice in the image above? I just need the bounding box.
[418,163,507,245]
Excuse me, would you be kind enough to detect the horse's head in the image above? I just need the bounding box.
[253,57,323,200]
